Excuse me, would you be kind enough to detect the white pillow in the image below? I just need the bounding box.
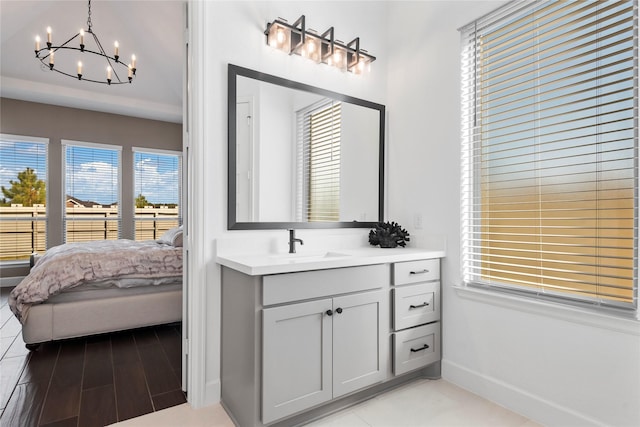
[158,225,183,247]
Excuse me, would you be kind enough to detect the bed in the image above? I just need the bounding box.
[9,226,184,349]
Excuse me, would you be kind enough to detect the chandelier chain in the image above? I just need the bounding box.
[87,0,93,31]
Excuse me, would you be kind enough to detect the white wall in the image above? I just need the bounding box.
[258,82,294,221]
[385,2,640,427]
[193,0,390,407]
[341,103,379,222]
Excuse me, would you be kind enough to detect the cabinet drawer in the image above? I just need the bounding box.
[263,264,389,306]
[393,282,440,330]
[393,259,439,286]
[393,323,440,376]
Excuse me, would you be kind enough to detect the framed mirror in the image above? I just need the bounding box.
[228,64,385,230]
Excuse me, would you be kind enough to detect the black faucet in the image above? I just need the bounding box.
[288,229,304,253]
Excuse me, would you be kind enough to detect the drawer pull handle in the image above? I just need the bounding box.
[410,344,430,353]
[336,307,343,314]
[409,269,429,275]
[326,310,333,316]
[409,302,430,309]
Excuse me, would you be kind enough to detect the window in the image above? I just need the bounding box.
[0,135,48,262]
[64,141,121,243]
[296,100,341,222]
[460,0,637,311]
[133,148,182,240]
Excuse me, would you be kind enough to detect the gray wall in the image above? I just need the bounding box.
[1,97,182,277]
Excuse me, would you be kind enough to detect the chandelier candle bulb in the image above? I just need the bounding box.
[77,61,82,78]
[114,41,119,60]
[47,27,51,45]
[49,50,54,69]
[79,29,84,50]
[35,36,40,53]
[106,66,112,84]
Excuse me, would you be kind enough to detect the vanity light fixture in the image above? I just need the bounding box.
[264,15,375,74]
[33,0,137,85]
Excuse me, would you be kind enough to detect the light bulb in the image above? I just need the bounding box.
[106,66,112,80]
[35,35,40,51]
[333,50,342,64]
[79,29,84,45]
[114,41,119,57]
[77,61,82,75]
[131,54,136,68]
[47,27,52,43]
[276,28,285,44]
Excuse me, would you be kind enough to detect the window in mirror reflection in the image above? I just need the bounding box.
[296,100,341,222]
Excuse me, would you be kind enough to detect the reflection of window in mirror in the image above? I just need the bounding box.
[296,100,341,222]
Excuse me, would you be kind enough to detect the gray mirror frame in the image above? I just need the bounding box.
[228,64,385,230]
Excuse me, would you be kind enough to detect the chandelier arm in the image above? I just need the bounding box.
[37,46,125,64]
[37,57,130,84]
[36,45,131,84]
[37,33,81,60]
[89,31,124,82]
[57,33,80,49]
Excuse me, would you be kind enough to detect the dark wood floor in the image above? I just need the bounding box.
[0,287,185,427]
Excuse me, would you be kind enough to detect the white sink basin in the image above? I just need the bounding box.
[268,251,351,262]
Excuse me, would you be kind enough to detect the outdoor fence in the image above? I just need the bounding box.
[0,205,179,261]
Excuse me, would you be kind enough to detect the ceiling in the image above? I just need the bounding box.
[0,0,184,123]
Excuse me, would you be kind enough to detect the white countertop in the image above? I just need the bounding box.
[216,247,446,276]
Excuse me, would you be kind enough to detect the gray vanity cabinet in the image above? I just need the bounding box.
[220,255,442,427]
[262,289,387,423]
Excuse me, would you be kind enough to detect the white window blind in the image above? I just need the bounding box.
[296,100,341,222]
[64,141,121,242]
[133,149,182,241]
[0,135,48,261]
[460,0,638,310]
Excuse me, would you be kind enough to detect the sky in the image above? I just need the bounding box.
[0,140,179,206]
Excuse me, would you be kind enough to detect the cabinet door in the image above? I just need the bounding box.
[262,298,333,424]
[332,290,389,398]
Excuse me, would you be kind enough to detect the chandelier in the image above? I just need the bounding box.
[33,0,137,85]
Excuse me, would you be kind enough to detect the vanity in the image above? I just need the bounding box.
[222,64,441,425]
[218,248,444,426]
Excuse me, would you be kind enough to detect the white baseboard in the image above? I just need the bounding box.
[0,276,24,288]
[442,359,605,427]
[204,379,221,407]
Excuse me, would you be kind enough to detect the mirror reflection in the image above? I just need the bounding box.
[228,64,385,230]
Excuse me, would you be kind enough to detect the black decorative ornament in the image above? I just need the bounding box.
[368,221,410,248]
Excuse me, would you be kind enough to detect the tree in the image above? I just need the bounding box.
[135,193,149,208]
[1,168,46,206]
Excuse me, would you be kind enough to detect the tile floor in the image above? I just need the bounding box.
[111,378,543,427]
